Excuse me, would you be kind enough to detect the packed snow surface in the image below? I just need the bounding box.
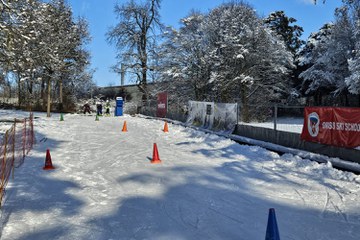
[241,117,304,133]
[1,113,360,240]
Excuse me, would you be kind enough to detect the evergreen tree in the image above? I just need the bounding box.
[346,29,360,94]
[264,11,305,54]
[344,0,360,95]
[159,11,210,102]
[299,2,358,106]
[160,1,293,121]
[264,11,305,101]
[297,23,333,104]
[205,2,293,121]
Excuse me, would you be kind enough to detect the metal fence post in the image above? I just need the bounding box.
[274,104,278,131]
[12,119,16,180]
[23,118,26,159]
[0,130,9,208]
[236,103,239,125]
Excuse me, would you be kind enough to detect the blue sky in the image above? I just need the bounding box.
[67,0,343,87]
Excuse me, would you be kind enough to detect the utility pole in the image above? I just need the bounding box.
[120,63,125,86]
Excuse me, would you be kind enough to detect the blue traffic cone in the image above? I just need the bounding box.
[265,208,280,240]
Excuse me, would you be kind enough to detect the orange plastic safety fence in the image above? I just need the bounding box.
[0,112,35,207]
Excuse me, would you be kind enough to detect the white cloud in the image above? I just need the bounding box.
[299,0,315,4]
[80,1,91,15]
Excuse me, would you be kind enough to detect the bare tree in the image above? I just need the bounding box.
[107,0,162,100]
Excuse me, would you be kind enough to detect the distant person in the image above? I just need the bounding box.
[105,100,111,116]
[100,100,103,115]
[96,100,103,116]
[83,102,91,114]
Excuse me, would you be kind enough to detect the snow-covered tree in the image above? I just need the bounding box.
[345,22,360,94]
[299,1,359,105]
[0,0,42,106]
[159,11,211,103]
[297,24,333,67]
[0,1,38,72]
[264,10,305,100]
[28,0,92,115]
[344,0,360,94]
[0,0,93,113]
[329,6,354,99]
[297,23,333,104]
[204,2,293,121]
[204,2,257,103]
[160,1,293,121]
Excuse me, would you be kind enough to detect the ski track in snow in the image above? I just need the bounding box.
[0,113,359,239]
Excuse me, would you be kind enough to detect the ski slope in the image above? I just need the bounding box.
[1,113,360,240]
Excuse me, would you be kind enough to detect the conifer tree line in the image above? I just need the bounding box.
[0,0,93,116]
[298,0,360,106]
[108,0,360,121]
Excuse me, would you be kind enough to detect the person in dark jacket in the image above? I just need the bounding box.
[96,100,103,116]
[83,102,91,114]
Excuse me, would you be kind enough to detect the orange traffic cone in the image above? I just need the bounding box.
[163,122,169,132]
[151,143,162,164]
[43,149,55,170]
[122,121,128,132]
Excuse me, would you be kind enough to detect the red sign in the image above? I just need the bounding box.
[301,107,360,148]
[156,92,168,118]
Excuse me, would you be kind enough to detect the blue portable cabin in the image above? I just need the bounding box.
[115,97,124,116]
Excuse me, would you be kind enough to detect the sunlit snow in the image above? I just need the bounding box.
[0,112,359,240]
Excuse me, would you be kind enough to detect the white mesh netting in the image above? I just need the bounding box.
[186,101,238,133]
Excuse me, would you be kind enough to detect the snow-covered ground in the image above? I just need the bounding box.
[0,113,359,239]
[241,117,360,151]
[0,109,33,134]
[241,117,304,133]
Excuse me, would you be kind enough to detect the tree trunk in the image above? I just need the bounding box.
[194,83,199,101]
[241,84,249,122]
[138,83,148,102]
[140,26,148,100]
[344,93,349,106]
[27,81,33,111]
[59,79,63,103]
[47,76,52,117]
[314,92,322,106]
[41,78,46,109]
[59,79,63,111]
[17,77,22,108]
[140,54,148,100]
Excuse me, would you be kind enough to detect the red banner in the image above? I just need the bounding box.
[301,107,360,148]
[156,92,168,118]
